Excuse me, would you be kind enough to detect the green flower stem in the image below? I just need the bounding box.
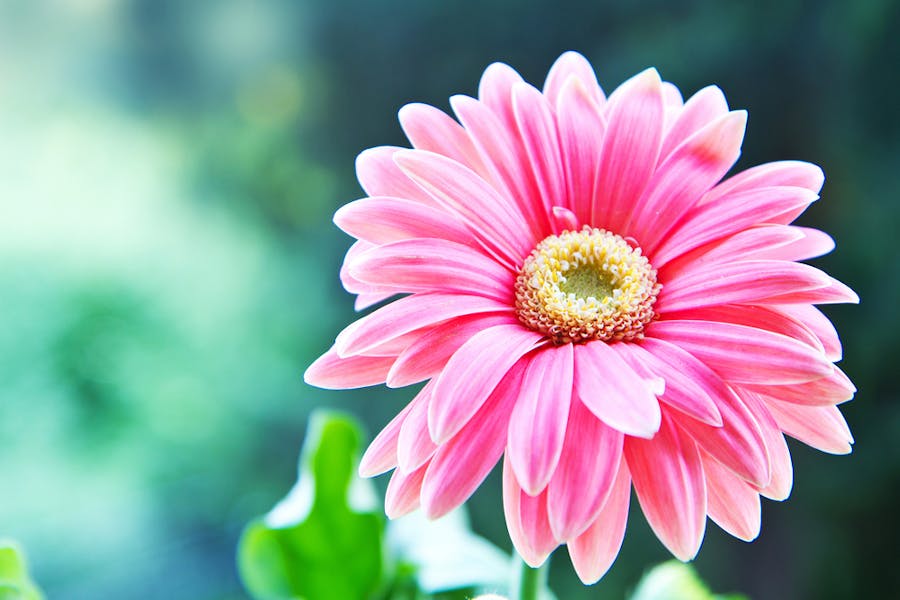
[517,557,547,600]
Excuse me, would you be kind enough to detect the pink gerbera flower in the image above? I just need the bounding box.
[304,52,857,583]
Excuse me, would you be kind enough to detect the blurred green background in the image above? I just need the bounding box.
[1,0,897,598]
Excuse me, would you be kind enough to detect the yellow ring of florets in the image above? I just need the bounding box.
[514,227,661,345]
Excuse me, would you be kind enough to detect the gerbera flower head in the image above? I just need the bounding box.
[305,51,857,583]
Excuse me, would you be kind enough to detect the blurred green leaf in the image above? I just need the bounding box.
[238,411,384,600]
[0,541,44,600]
[629,561,747,600]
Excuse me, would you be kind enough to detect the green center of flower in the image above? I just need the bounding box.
[514,227,661,345]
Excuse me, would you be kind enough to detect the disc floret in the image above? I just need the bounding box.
[514,227,661,344]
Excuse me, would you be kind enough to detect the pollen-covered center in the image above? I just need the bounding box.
[514,227,661,345]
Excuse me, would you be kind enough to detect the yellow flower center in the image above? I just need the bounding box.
[514,227,661,344]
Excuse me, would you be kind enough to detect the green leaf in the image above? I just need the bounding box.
[629,561,747,600]
[238,411,385,600]
[0,541,44,600]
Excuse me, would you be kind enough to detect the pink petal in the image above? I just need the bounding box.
[397,381,438,473]
[661,81,684,110]
[661,225,805,277]
[450,94,551,238]
[429,324,542,444]
[340,240,382,295]
[660,305,824,357]
[652,186,819,267]
[745,366,855,407]
[387,313,519,388]
[508,344,574,496]
[477,62,523,129]
[609,343,665,397]
[660,85,729,159]
[385,461,428,518]
[753,226,835,261]
[334,196,476,247]
[334,293,511,358]
[765,400,854,454]
[759,276,859,305]
[398,102,487,175]
[701,453,761,541]
[623,338,723,426]
[513,82,566,220]
[359,401,414,477]
[354,291,395,311]
[547,399,624,541]
[503,456,559,567]
[632,110,748,253]
[421,362,525,518]
[658,259,831,313]
[778,304,843,361]
[737,389,794,501]
[573,341,662,438]
[303,347,395,390]
[672,379,772,488]
[568,459,631,584]
[355,146,436,205]
[625,413,707,560]
[702,160,825,205]
[648,319,834,384]
[555,76,607,223]
[394,149,534,266]
[349,238,514,301]
[543,51,605,107]
[551,205,580,232]
[591,68,665,232]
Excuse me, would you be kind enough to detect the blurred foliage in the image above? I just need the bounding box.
[0,0,897,598]
[0,541,44,600]
[628,562,746,600]
[238,412,514,600]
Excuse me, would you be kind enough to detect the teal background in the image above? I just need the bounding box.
[1,0,896,598]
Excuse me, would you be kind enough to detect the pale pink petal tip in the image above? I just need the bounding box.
[568,459,631,584]
[303,347,393,390]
